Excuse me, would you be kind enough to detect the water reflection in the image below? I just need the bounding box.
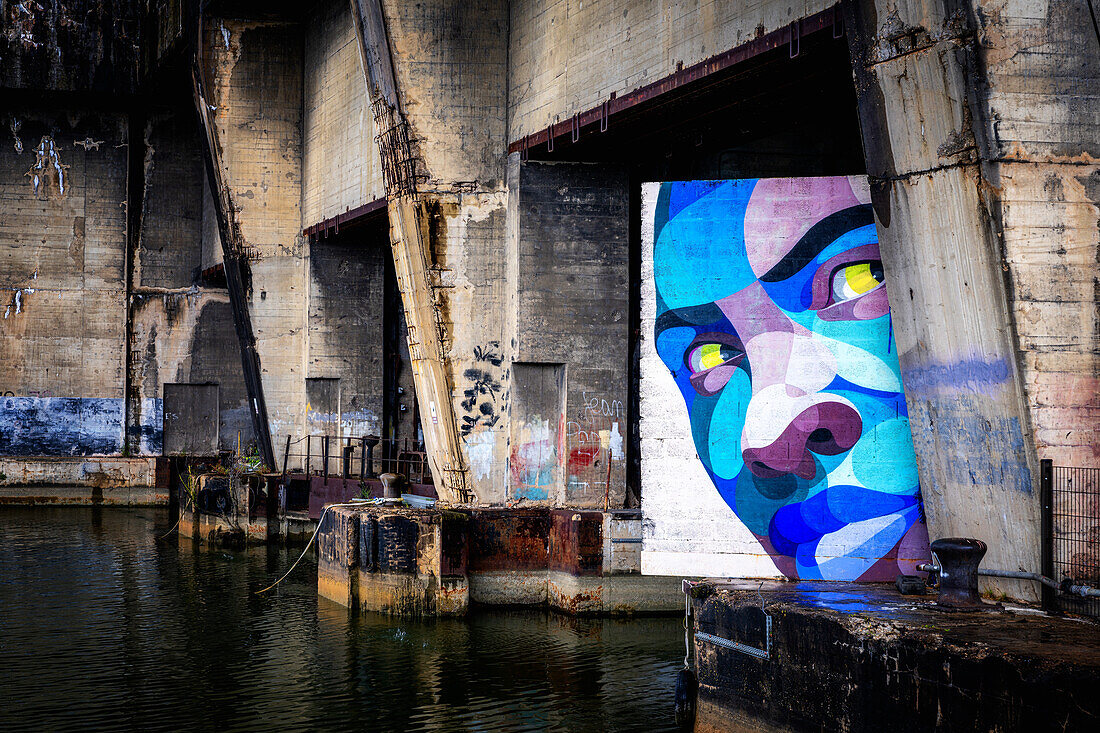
[0,507,681,732]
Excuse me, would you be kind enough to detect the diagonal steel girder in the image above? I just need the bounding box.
[348,0,473,503]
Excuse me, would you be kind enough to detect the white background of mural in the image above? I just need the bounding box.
[640,183,783,578]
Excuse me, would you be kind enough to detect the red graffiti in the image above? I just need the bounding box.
[568,447,599,469]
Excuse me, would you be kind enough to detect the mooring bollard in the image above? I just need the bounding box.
[930,537,995,611]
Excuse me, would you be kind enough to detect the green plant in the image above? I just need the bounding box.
[180,462,198,508]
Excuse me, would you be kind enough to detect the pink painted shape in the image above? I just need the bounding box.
[743,177,863,278]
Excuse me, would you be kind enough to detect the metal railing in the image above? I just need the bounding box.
[1042,459,1100,617]
[280,434,432,485]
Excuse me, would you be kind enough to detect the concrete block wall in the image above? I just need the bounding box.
[506,0,834,140]
[301,0,386,226]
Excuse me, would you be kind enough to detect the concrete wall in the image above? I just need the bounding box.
[512,161,630,507]
[507,0,835,140]
[129,107,253,454]
[973,0,1099,468]
[377,0,513,500]
[0,106,132,455]
[0,0,141,94]
[845,0,1098,596]
[307,235,387,438]
[301,0,385,226]
[207,18,307,454]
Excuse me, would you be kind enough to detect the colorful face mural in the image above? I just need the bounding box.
[650,177,926,581]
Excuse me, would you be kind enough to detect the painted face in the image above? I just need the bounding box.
[652,177,925,580]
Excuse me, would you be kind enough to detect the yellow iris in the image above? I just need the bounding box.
[688,343,740,374]
[697,343,726,370]
[832,261,885,302]
[844,263,880,295]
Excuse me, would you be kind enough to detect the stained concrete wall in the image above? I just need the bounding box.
[301,0,385,226]
[127,106,254,454]
[845,0,1099,597]
[973,0,1099,468]
[206,18,307,455]
[0,107,133,455]
[506,0,835,140]
[378,0,513,501]
[307,235,387,438]
[512,161,630,507]
[0,0,142,94]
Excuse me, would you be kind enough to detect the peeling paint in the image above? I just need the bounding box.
[25,136,69,198]
[74,137,105,151]
[9,117,22,153]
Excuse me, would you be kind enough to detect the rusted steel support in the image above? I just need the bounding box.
[348,0,473,503]
[190,60,277,472]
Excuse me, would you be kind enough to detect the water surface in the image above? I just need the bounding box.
[0,507,683,732]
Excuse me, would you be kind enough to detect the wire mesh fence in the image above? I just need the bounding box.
[1045,461,1100,618]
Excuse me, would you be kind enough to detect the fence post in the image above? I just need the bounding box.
[282,435,291,481]
[1040,458,1055,613]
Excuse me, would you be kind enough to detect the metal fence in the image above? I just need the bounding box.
[1042,459,1100,617]
[280,434,433,485]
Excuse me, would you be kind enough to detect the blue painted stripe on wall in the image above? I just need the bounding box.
[0,397,163,456]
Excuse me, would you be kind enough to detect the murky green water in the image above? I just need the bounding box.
[0,507,683,732]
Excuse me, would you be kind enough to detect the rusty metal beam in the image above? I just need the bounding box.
[302,196,388,240]
[190,57,277,471]
[349,0,472,503]
[507,4,843,155]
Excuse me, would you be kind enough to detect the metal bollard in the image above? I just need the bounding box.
[930,537,997,611]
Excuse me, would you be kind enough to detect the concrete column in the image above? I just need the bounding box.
[844,0,1047,597]
[206,20,307,458]
[350,0,513,502]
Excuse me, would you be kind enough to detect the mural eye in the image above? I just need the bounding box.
[687,343,741,374]
[830,260,884,303]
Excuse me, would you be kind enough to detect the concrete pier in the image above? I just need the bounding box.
[688,581,1100,732]
[317,504,684,616]
[0,457,167,506]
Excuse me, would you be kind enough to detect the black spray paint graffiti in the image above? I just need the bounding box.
[460,342,504,437]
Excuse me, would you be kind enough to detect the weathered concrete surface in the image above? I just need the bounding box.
[320,504,683,615]
[205,18,307,456]
[0,106,133,455]
[301,0,385,226]
[842,0,1094,600]
[0,0,142,94]
[318,504,469,615]
[512,161,630,507]
[0,485,164,505]
[692,580,1100,732]
[506,0,836,140]
[0,456,158,487]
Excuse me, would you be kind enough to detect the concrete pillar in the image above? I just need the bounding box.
[206,20,307,458]
[843,0,1100,598]
[351,0,513,501]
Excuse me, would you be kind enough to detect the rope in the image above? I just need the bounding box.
[156,514,183,541]
[253,501,369,595]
